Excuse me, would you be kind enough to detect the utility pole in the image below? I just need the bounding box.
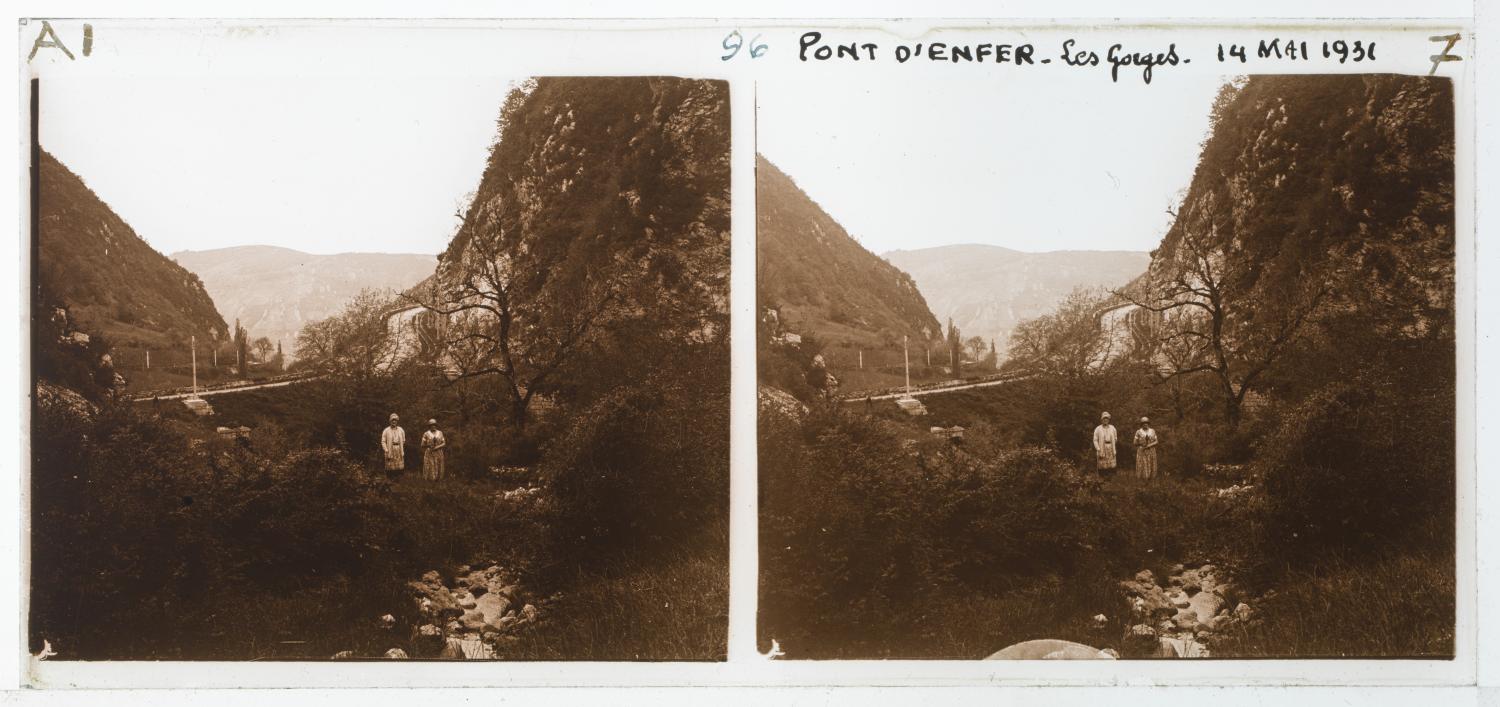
[859,350,863,369]
[145,350,150,370]
[903,335,911,396]
[191,335,198,395]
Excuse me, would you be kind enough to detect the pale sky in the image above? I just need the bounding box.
[41,75,519,256]
[757,70,1227,254]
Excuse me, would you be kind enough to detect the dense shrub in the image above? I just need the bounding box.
[1255,374,1454,562]
[543,345,729,569]
[29,403,406,658]
[758,410,1108,656]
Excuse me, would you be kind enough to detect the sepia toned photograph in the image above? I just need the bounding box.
[757,72,1455,660]
[29,71,730,661]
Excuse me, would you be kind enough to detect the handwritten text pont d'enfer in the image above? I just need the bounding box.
[787,32,1383,84]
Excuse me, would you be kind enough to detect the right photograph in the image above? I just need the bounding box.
[756,73,1456,660]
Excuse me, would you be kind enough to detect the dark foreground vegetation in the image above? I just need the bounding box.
[31,338,728,660]
[758,74,1455,659]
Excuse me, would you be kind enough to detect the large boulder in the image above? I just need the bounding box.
[475,593,513,629]
[408,571,462,619]
[1186,590,1225,625]
[987,639,1117,660]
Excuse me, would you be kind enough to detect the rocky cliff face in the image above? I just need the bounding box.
[429,77,730,402]
[37,150,227,348]
[1149,74,1454,339]
[757,155,941,349]
[173,246,435,358]
[883,244,1148,356]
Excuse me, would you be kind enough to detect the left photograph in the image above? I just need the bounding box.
[28,75,731,660]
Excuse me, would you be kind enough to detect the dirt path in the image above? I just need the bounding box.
[128,375,321,401]
[839,374,1031,402]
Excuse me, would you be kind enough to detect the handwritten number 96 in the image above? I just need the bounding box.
[722,30,767,61]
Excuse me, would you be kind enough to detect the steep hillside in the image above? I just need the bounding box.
[883,244,1148,355]
[432,76,730,408]
[36,150,227,349]
[757,155,941,349]
[172,246,434,358]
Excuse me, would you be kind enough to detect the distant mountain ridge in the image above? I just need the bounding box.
[883,244,1148,355]
[172,245,435,358]
[757,155,941,349]
[37,149,227,349]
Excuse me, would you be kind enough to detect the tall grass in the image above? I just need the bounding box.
[508,523,729,661]
[1211,551,1454,658]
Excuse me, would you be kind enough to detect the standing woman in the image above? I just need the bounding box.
[1134,417,1159,480]
[381,413,406,478]
[421,418,447,481]
[1093,412,1118,476]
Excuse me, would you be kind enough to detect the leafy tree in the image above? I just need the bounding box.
[295,289,404,380]
[233,319,250,376]
[251,336,274,363]
[1006,286,1119,379]
[945,318,962,377]
[964,335,987,361]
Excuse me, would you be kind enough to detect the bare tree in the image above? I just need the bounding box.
[1117,194,1330,428]
[407,234,625,429]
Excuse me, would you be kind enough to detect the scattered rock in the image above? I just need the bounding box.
[1091,613,1108,630]
[1121,562,1239,658]
[396,562,541,659]
[384,648,409,660]
[1234,602,1253,622]
[331,650,355,660]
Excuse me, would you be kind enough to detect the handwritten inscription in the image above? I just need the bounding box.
[27,20,93,61]
[781,31,1431,83]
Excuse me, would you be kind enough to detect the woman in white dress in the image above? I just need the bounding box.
[381,413,406,477]
[1093,412,1118,476]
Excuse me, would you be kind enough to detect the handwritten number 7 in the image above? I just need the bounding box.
[722,30,767,61]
